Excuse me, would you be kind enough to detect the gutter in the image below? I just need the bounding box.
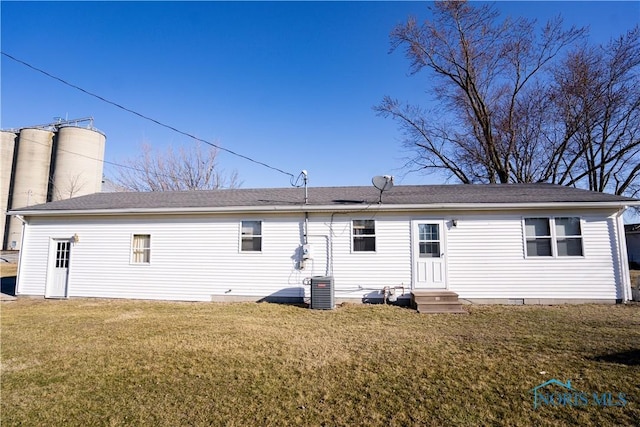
[9,201,640,217]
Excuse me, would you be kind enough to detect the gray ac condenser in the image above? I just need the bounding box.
[310,276,334,310]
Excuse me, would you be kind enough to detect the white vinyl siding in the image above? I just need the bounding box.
[16,213,412,301]
[131,234,151,264]
[448,212,619,300]
[326,216,410,297]
[15,208,625,303]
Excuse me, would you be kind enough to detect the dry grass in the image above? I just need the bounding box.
[631,270,640,287]
[2,299,639,426]
[0,263,18,278]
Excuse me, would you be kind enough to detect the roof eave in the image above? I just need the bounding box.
[9,200,639,217]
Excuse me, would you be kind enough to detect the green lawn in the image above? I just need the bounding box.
[1,299,639,426]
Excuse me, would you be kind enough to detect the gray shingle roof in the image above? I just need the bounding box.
[9,184,638,214]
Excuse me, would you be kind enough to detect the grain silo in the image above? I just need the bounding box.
[1,131,17,250]
[51,126,106,201]
[5,128,55,249]
[2,118,106,250]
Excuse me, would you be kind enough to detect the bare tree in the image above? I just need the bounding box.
[376,1,589,182]
[51,172,89,200]
[112,142,241,192]
[547,28,640,196]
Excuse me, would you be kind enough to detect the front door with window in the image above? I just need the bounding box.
[46,239,70,298]
[412,220,447,289]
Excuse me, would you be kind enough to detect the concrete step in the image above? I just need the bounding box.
[412,290,460,303]
[413,295,460,303]
[411,290,466,314]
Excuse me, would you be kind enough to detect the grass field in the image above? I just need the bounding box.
[0,262,18,278]
[631,269,640,286]
[2,297,639,426]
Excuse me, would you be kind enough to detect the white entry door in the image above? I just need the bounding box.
[412,221,447,289]
[46,239,71,298]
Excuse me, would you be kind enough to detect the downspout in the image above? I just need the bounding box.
[13,214,27,295]
[304,212,309,245]
[300,211,309,271]
[302,170,309,269]
[616,208,631,302]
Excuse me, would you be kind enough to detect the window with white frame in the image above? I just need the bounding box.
[241,221,262,252]
[353,219,376,252]
[524,218,552,257]
[555,217,583,256]
[418,223,441,258]
[132,234,151,264]
[524,217,583,257]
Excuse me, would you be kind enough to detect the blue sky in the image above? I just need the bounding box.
[2,1,639,189]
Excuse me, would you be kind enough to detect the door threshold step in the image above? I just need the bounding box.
[411,290,466,314]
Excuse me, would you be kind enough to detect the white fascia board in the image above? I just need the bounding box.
[9,200,639,217]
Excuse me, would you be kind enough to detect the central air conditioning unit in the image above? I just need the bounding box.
[310,276,334,310]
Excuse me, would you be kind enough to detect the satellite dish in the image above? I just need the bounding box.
[372,175,394,192]
[372,175,394,203]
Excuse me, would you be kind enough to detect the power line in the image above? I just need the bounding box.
[11,134,232,191]
[1,51,296,180]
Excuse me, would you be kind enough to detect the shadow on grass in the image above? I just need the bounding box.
[256,287,307,307]
[1,276,16,296]
[590,349,640,366]
[254,288,414,310]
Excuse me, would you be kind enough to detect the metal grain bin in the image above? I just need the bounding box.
[51,126,106,201]
[6,128,54,249]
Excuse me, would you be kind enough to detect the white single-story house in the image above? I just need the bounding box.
[10,183,639,304]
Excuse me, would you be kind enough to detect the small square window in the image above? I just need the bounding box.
[132,234,151,264]
[241,221,262,252]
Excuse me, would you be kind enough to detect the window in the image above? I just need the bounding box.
[525,218,552,257]
[555,217,583,256]
[353,220,375,252]
[241,221,262,252]
[418,223,441,258]
[524,217,583,257]
[56,241,70,268]
[132,234,151,264]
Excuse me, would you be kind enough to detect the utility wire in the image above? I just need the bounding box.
[12,134,232,190]
[1,51,296,180]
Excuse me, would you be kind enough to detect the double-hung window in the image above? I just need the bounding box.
[524,217,583,257]
[241,221,262,252]
[555,217,583,256]
[132,234,151,264]
[353,220,376,252]
[524,218,552,257]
